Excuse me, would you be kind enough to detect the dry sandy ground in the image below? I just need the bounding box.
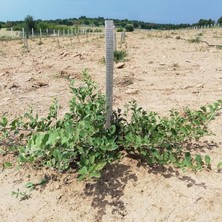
[1,29,222,221]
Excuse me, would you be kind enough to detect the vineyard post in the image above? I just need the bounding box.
[40,29,42,42]
[105,20,114,129]
[22,28,25,46]
[53,29,56,41]
[22,28,25,39]
[63,29,65,39]
[120,32,125,47]
[11,27,13,39]
[57,30,60,47]
[25,35,28,50]
[32,28,34,38]
[86,30,89,42]
[77,30,80,43]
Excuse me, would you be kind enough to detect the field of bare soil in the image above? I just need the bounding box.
[1,28,222,222]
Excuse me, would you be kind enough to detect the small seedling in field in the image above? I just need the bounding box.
[216,45,222,50]
[11,189,30,201]
[99,56,106,64]
[114,50,127,63]
[217,162,222,172]
[99,50,127,64]
[25,178,48,190]
[25,182,36,190]
[189,36,201,43]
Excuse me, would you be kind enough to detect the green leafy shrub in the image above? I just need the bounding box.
[94,29,102,33]
[125,24,134,32]
[1,71,222,180]
[0,71,121,180]
[114,50,127,63]
[117,28,124,32]
[100,50,127,64]
[119,101,221,170]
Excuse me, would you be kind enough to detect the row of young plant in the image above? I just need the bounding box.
[1,71,222,180]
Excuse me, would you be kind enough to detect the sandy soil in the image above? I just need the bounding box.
[1,29,222,222]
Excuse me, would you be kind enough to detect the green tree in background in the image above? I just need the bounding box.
[217,17,222,25]
[24,15,36,36]
[196,18,215,27]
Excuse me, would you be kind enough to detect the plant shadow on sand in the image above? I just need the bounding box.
[83,140,218,220]
[147,165,207,189]
[83,163,138,221]
[143,140,219,189]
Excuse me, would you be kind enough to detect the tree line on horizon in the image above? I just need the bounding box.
[0,15,222,32]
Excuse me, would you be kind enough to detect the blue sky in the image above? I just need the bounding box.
[0,0,221,24]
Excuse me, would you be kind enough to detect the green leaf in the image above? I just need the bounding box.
[89,155,95,165]
[18,154,27,162]
[200,106,206,112]
[42,133,50,146]
[169,153,176,163]
[204,155,211,165]
[184,152,192,168]
[151,149,161,160]
[195,154,203,170]
[90,172,101,179]
[53,149,62,161]
[0,117,8,127]
[109,125,116,135]
[93,161,107,172]
[47,131,58,146]
[217,162,222,170]
[78,166,88,175]
[35,134,44,148]
[25,182,35,189]
[135,136,142,147]
[3,162,12,168]
[163,151,169,162]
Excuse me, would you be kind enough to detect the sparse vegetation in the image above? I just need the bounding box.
[11,189,31,201]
